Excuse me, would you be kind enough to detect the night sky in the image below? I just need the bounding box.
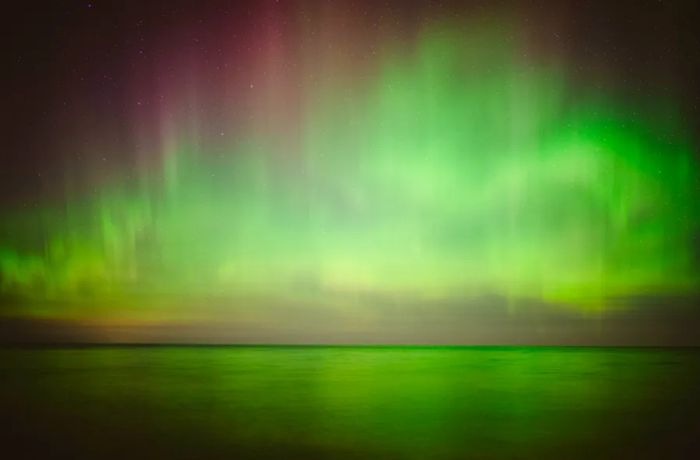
[2,0,700,344]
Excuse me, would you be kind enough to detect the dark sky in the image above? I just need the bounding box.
[5,1,700,207]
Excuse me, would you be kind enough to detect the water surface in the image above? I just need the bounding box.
[2,346,699,459]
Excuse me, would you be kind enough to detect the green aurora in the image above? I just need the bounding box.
[1,23,698,323]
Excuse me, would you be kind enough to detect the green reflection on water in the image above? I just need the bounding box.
[2,347,699,459]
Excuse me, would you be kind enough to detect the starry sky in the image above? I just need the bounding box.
[2,0,700,344]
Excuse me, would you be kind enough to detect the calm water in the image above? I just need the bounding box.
[1,346,699,459]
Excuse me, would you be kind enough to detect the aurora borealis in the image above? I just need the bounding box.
[2,0,700,344]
